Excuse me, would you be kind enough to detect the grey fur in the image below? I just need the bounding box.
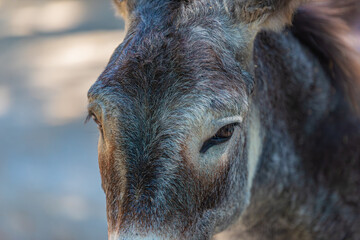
[87,0,360,239]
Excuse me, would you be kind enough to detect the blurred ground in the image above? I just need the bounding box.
[0,1,125,239]
[0,1,358,240]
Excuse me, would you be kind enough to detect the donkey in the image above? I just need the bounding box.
[87,0,360,239]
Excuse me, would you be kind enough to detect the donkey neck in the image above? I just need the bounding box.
[251,28,334,196]
[235,30,360,240]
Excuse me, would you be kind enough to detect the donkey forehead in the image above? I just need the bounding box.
[87,13,253,132]
[89,28,249,107]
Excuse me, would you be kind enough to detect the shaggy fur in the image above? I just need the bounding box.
[223,0,306,30]
[292,0,360,114]
[88,0,360,239]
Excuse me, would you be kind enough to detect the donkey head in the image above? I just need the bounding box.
[87,0,303,239]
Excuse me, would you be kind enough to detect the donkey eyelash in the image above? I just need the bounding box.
[85,111,102,128]
[84,112,93,124]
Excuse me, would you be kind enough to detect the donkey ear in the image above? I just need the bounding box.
[227,0,306,30]
[112,0,136,20]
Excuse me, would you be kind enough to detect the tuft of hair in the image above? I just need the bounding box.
[113,0,127,17]
[226,0,307,31]
[112,0,137,20]
[291,0,360,115]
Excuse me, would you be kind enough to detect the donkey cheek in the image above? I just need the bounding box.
[98,141,117,191]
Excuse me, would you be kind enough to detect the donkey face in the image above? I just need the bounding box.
[88,0,303,239]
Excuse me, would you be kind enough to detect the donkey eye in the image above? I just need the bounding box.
[200,123,237,154]
[92,114,101,126]
[86,112,102,129]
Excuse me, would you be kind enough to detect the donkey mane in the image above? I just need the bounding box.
[291,0,360,114]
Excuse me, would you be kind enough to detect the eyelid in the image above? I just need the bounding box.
[86,101,104,126]
[200,136,231,154]
[200,123,238,154]
[205,115,243,139]
[213,116,243,127]
[85,111,102,127]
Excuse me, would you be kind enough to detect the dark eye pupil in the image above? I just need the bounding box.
[213,125,235,139]
[200,123,237,154]
[92,115,98,123]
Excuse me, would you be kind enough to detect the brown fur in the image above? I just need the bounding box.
[228,0,307,30]
[113,0,133,19]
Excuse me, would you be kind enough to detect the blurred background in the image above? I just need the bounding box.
[0,1,358,240]
[0,0,125,239]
